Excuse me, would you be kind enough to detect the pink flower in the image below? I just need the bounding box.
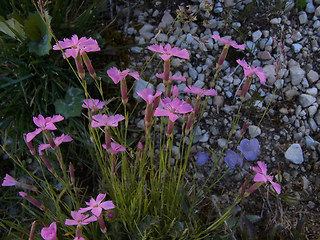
[1,174,19,187]
[138,142,143,150]
[147,44,190,61]
[184,85,217,97]
[102,142,126,155]
[236,59,266,84]
[82,99,104,111]
[38,134,73,154]
[251,161,281,194]
[53,34,100,59]
[91,114,125,128]
[155,73,186,82]
[2,174,38,192]
[26,115,64,142]
[65,211,97,226]
[79,193,115,217]
[154,97,193,122]
[137,89,162,104]
[211,35,245,50]
[107,67,139,84]
[74,238,85,240]
[172,85,179,97]
[41,222,57,240]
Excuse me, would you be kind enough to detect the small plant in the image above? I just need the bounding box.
[0,3,285,239]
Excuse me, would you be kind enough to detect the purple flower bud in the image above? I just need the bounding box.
[237,138,260,161]
[224,150,243,169]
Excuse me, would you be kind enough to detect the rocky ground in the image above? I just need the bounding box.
[110,0,320,238]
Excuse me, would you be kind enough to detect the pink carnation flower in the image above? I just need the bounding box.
[184,85,217,97]
[211,35,245,50]
[79,193,115,217]
[251,161,281,194]
[26,115,64,142]
[107,67,139,84]
[41,222,57,240]
[53,34,100,59]
[65,211,97,226]
[82,99,105,111]
[102,142,126,155]
[38,134,73,154]
[236,59,267,84]
[155,73,186,82]
[1,174,19,187]
[91,114,125,128]
[147,44,190,61]
[137,89,162,104]
[154,97,193,122]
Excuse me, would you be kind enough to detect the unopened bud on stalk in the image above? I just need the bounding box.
[28,221,37,240]
[82,52,97,80]
[69,162,75,185]
[166,119,175,138]
[120,78,128,105]
[75,54,85,80]
[43,130,56,149]
[19,192,45,211]
[39,152,54,174]
[153,96,161,111]
[216,45,230,70]
[104,126,112,152]
[97,215,107,233]
[23,134,36,156]
[185,111,195,136]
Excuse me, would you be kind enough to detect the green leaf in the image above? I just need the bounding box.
[25,11,52,56]
[0,16,26,41]
[54,87,84,119]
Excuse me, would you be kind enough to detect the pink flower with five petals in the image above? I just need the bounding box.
[184,85,217,97]
[211,35,245,50]
[79,193,115,217]
[155,73,186,82]
[107,67,139,84]
[102,142,126,155]
[236,59,267,84]
[65,211,97,226]
[251,161,281,194]
[53,34,100,59]
[26,115,64,142]
[91,114,125,128]
[137,89,162,104]
[147,44,190,61]
[154,97,193,122]
[82,99,105,111]
[38,134,73,155]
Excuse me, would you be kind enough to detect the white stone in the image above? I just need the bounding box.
[139,24,154,40]
[306,87,318,97]
[285,144,304,164]
[299,12,308,24]
[292,43,303,53]
[252,30,262,42]
[270,18,281,24]
[315,6,320,17]
[299,94,316,108]
[307,70,319,83]
[217,138,228,148]
[248,125,261,138]
[289,60,305,85]
[158,12,174,29]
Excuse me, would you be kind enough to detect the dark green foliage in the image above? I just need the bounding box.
[296,0,307,9]
[54,87,84,119]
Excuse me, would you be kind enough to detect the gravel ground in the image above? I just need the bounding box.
[110,0,320,238]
